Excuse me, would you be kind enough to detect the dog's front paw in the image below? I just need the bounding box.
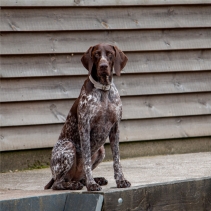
[116,179,131,188]
[87,183,102,191]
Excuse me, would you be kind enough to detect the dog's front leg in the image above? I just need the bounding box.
[109,122,131,188]
[78,118,102,191]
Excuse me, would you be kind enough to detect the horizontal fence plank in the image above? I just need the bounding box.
[1,0,211,7]
[1,29,211,55]
[1,6,211,31]
[1,50,211,78]
[1,93,211,127]
[1,115,210,151]
[1,72,211,102]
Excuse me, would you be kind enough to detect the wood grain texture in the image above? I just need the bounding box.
[1,50,211,78]
[1,29,211,55]
[102,178,211,211]
[1,72,211,102]
[1,0,211,7]
[1,93,211,127]
[1,115,211,151]
[1,2,211,155]
[1,6,211,31]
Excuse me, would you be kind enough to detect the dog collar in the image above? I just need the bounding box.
[89,75,113,91]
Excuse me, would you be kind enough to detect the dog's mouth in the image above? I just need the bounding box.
[97,74,111,85]
[96,61,112,85]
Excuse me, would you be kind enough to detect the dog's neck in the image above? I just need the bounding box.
[90,65,113,90]
[89,75,113,91]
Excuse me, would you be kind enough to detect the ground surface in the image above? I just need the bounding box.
[0,152,211,200]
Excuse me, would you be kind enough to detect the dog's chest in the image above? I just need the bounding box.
[89,90,122,148]
[77,85,122,150]
[79,85,122,128]
[90,96,121,127]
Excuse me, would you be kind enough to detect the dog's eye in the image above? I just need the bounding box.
[107,53,113,58]
[95,53,100,58]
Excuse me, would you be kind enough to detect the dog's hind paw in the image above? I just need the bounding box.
[94,177,108,186]
[67,181,84,190]
[80,177,108,187]
[79,179,86,186]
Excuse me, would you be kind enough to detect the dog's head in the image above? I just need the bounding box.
[81,43,128,85]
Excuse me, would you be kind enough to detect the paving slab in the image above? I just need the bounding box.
[0,152,211,197]
[0,152,211,210]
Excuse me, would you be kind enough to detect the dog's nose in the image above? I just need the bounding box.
[100,63,108,69]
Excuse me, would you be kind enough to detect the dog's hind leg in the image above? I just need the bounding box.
[91,145,105,170]
[50,139,83,190]
[79,145,108,186]
[91,145,108,186]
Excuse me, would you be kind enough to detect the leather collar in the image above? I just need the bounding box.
[89,75,113,91]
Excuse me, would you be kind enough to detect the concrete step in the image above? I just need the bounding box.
[0,191,103,211]
[0,152,211,211]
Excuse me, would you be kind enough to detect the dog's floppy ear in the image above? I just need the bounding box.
[81,46,93,75]
[113,46,128,76]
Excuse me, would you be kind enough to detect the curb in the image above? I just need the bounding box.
[0,193,103,211]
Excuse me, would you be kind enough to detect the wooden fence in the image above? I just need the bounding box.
[0,0,211,152]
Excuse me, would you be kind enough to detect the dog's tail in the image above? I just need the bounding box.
[44,178,54,189]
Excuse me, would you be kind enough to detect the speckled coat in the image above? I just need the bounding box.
[44,44,131,191]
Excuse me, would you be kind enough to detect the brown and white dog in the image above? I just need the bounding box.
[44,43,131,191]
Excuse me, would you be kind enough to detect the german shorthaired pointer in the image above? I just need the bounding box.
[45,43,131,191]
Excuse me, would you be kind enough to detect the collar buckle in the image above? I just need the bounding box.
[102,85,107,90]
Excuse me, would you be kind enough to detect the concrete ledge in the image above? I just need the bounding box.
[0,193,103,211]
[0,177,210,211]
[101,177,211,211]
